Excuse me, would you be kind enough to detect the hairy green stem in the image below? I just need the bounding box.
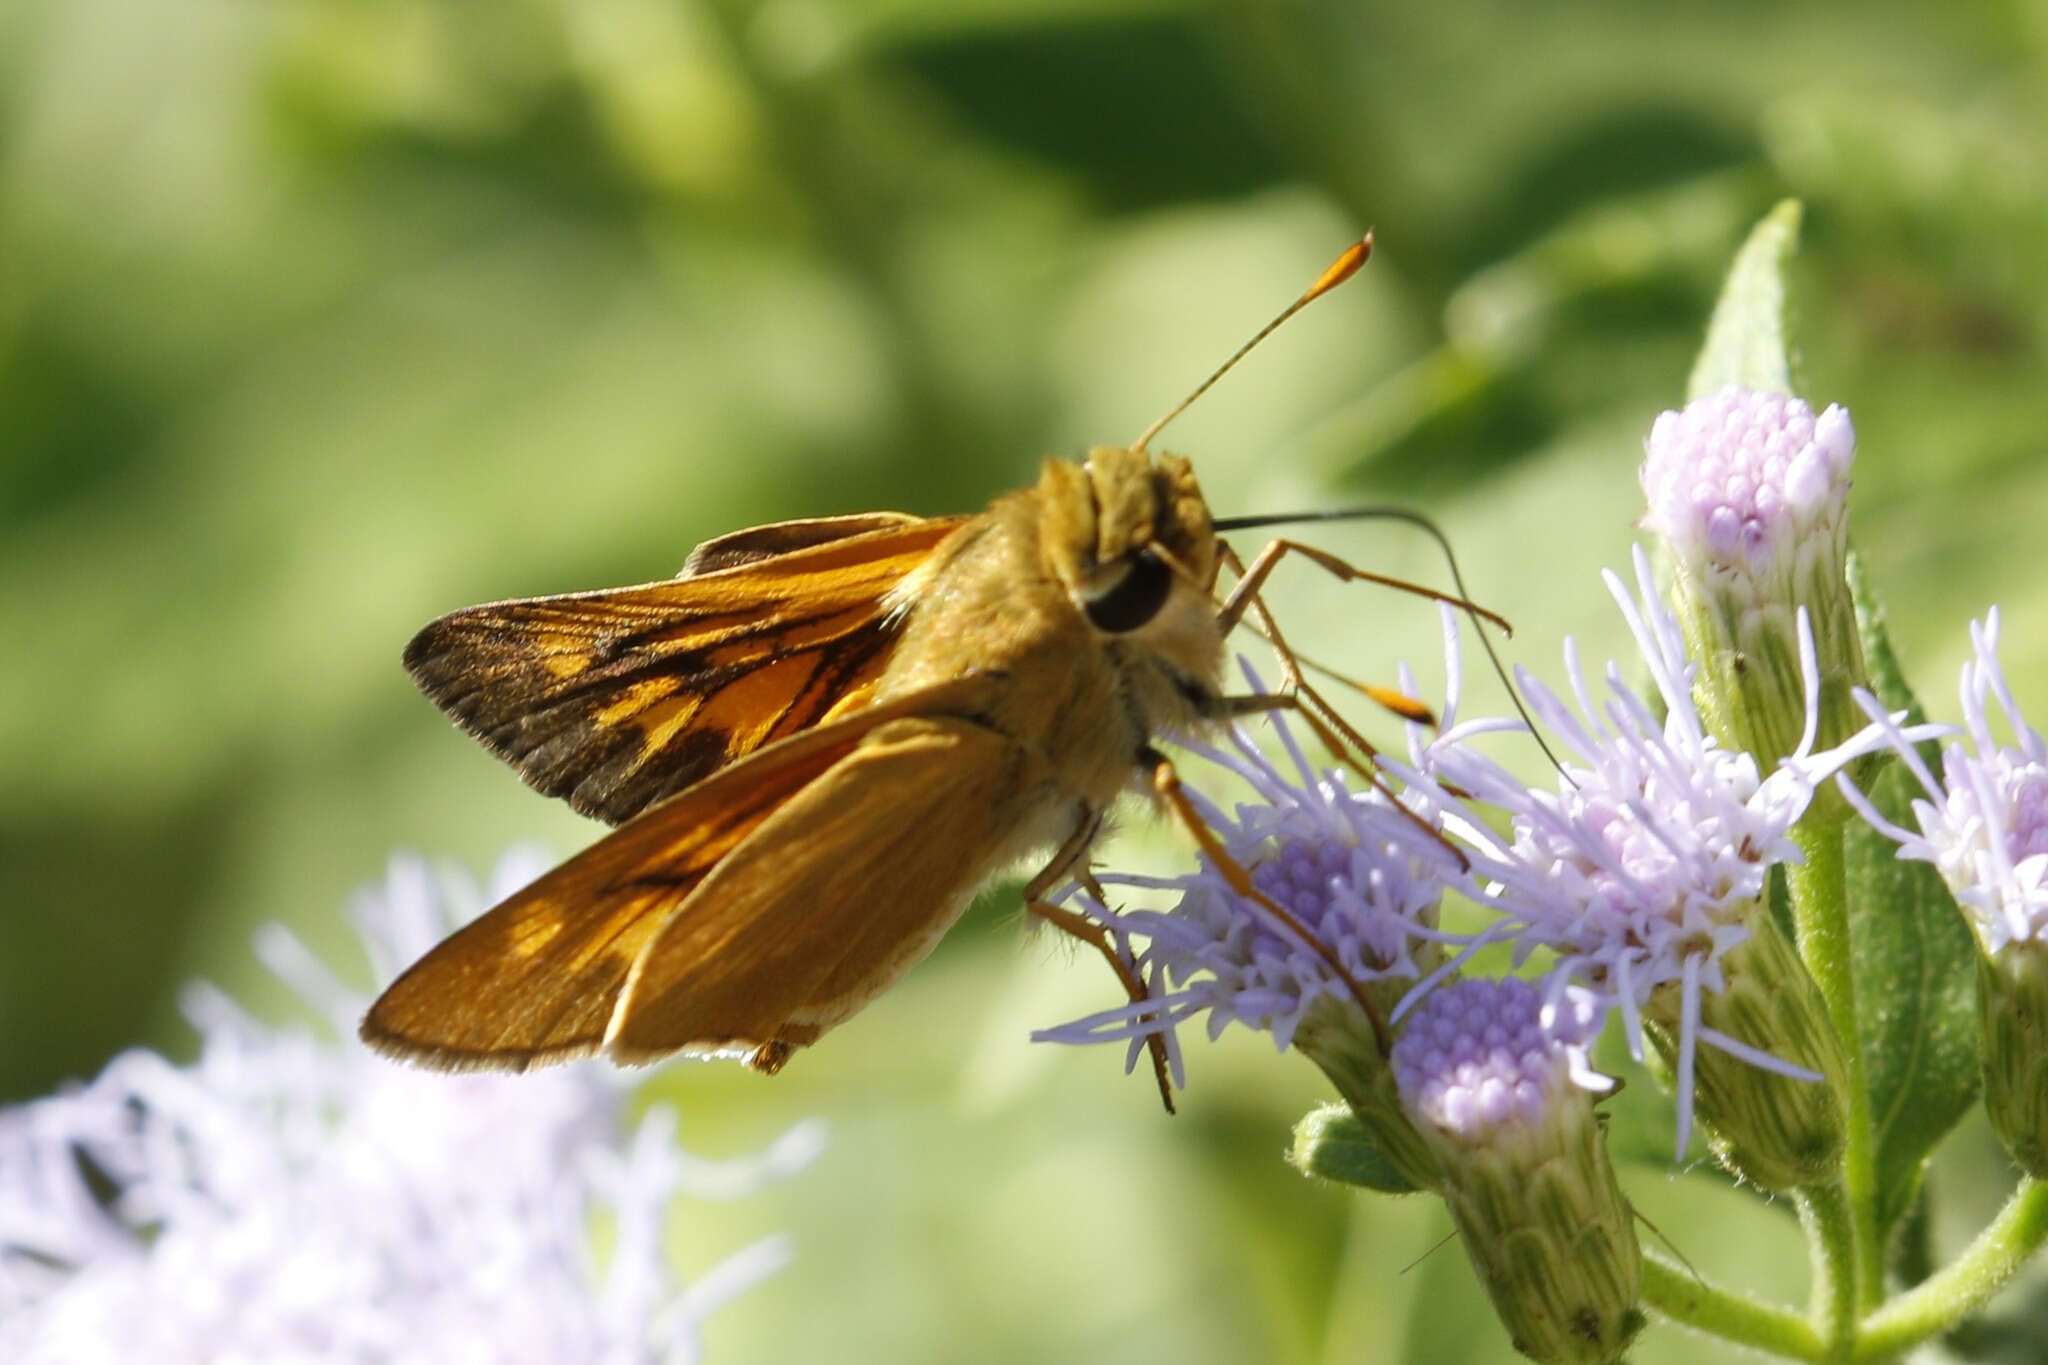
[1642,1254,1823,1360]
[1855,1177,2048,1361]
[1788,816,1881,1306]
[1797,1178,1859,1355]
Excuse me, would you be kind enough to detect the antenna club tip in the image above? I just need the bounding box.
[1313,234,1374,297]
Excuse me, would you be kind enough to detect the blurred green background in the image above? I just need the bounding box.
[5,0,2047,1360]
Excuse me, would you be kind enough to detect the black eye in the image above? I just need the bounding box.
[1084,550,1174,633]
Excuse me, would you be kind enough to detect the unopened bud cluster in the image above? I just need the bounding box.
[1642,386,1868,769]
[1393,979,1642,1364]
[1640,904,1848,1189]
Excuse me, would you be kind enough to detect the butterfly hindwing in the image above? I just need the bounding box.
[358,675,1007,1071]
[605,711,1046,1065]
[403,514,966,824]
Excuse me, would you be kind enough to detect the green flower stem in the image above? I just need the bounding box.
[1642,1254,1823,1360]
[1855,1177,2048,1362]
[1796,1178,1859,1353]
[1298,1010,1441,1192]
[1787,814,1882,1305]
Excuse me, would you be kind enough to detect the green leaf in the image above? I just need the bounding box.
[1686,198,1802,401]
[1289,1103,1418,1194]
[1843,551,1980,1237]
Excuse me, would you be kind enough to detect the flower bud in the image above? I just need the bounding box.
[1394,979,1642,1364]
[1837,610,2048,1176]
[1643,902,1848,1190]
[1978,941,2048,1176]
[1296,991,1439,1191]
[1640,386,1868,772]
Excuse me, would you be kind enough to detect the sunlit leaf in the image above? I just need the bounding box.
[1687,198,1801,400]
[1843,551,1980,1236]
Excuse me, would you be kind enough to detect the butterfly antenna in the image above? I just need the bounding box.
[1131,232,1373,455]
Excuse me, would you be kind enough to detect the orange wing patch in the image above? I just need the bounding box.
[359,675,1006,1072]
[606,712,1041,1065]
[404,514,967,825]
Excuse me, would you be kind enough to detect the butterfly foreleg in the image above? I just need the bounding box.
[1022,811,1177,1114]
[1140,745,1392,1055]
[1219,536,1516,734]
[1216,537,1507,640]
[1208,542,1390,771]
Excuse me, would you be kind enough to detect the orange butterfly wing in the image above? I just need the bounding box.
[359,674,1010,1071]
[403,513,968,824]
[605,712,1044,1066]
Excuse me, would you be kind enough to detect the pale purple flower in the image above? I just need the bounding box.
[1841,609,2048,955]
[1393,977,1611,1142]
[1640,384,1855,582]
[0,851,824,1365]
[1032,671,1467,1081]
[1391,976,1644,1361]
[1638,385,1870,770]
[1400,548,1900,1158]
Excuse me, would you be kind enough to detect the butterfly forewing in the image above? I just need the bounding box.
[679,512,938,575]
[403,515,966,824]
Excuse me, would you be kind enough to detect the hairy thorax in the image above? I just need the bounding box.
[877,449,1227,818]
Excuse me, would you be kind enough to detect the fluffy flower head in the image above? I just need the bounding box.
[1640,384,1855,581]
[1393,977,1610,1143]
[1033,684,1465,1079]
[1416,552,1832,1030]
[1843,609,2048,954]
[1400,551,1886,1161]
[0,852,824,1365]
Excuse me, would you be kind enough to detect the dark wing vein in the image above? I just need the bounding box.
[404,516,964,824]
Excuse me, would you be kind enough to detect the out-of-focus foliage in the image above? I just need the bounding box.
[3,1,2044,1360]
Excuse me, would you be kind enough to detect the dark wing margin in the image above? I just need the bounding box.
[679,512,927,576]
[403,515,967,825]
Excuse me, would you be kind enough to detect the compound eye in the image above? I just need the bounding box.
[1083,549,1174,633]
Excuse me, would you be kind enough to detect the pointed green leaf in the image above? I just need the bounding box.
[1687,199,1802,401]
[1289,1103,1417,1193]
[1843,552,1980,1236]
[1852,551,1923,717]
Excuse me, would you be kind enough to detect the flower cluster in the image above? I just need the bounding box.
[1043,544,1890,1178]
[1639,384,1855,594]
[1640,384,1869,770]
[1033,682,1467,1076]
[1391,977,1611,1143]
[1842,609,2048,957]
[0,852,824,1365]
[1842,610,2048,1173]
[1392,978,1643,1363]
[1037,382,1982,1202]
[1399,553,1875,1180]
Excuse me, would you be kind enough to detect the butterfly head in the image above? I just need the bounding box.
[1036,444,1219,647]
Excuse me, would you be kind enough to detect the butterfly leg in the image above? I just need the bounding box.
[1022,812,1178,1114]
[1216,538,1570,788]
[1210,687,1466,871]
[1212,544,1415,779]
[1212,540,1444,763]
[1141,744,1392,1055]
[1216,536,1509,641]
